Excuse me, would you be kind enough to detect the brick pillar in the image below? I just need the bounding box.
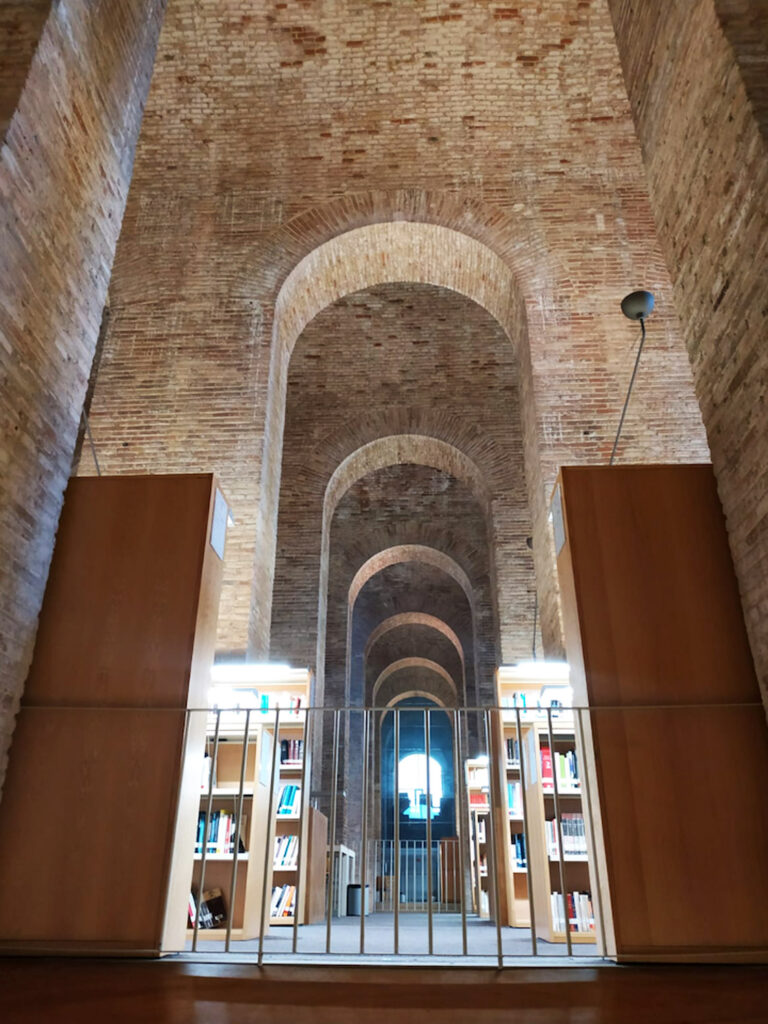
[0,0,167,794]
[607,0,768,706]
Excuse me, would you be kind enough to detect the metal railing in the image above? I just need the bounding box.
[185,703,605,963]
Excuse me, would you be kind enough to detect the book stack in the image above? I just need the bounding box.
[188,888,227,929]
[276,784,301,816]
[273,834,299,869]
[469,790,489,808]
[505,736,520,764]
[280,738,304,765]
[507,780,523,817]
[512,832,527,869]
[550,890,594,934]
[196,810,246,855]
[540,746,579,789]
[545,813,587,858]
[271,884,296,920]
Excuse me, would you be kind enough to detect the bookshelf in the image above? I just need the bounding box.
[494,664,597,944]
[466,759,490,918]
[0,475,225,954]
[553,465,768,961]
[189,723,275,941]
[194,667,327,939]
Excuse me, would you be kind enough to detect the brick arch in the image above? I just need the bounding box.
[372,657,458,709]
[365,613,464,669]
[348,544,474,612]
[249,196,562,673]
[324,435,491,525]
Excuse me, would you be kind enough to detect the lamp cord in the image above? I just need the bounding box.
[609,315,646,466]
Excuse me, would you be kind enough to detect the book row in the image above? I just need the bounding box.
[277,784,301,816]
[188,887,227,929]
[507,780,523,817]
[280,738,304,764]
[274,833,299,869]
[550,890,595,934]
[505,736,520,764]
[512,832,527,869]
[540,746,579,788]
[545,813,587,858]
[195,810,247,855]
[271,884,296,919]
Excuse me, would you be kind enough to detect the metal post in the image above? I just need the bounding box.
[515,706,537,956]
[483,708,504,968]
[258,707,281,966]
[227,709,251,951]
[547,707,572,957]
[292,706,312,953]
[424,708,434,954]
[451,708,468,955]
[192,709,221,952]
[325,709,341,954]
[394,707,400,954]
[360,708,370,953]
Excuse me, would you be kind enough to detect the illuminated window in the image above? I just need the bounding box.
[398,754,442,820]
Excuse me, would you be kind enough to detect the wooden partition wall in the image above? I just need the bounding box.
[555,465,768,962]
[0,475,224,954]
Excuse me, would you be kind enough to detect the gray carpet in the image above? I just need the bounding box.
[186,912,598,961]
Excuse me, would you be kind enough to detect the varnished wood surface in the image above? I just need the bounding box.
[1,959,767,1023]
[24,474,217,709]
[0,475,223,953]
[556,465,768,958]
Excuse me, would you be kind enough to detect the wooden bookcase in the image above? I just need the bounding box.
[492,665,597,942]
[198,668,327,939]
[554,464,768,961]
[0,475,225,955]
[190,723,276,941]
[466,759,490,918]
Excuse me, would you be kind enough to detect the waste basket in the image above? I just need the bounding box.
[346,883,371,916]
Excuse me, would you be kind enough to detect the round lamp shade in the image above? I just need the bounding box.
[621,290,655,320]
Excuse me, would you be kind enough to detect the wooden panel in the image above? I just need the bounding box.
[0,709,185,944]
[559,465,759,707]
[305,806,328,924]
[24,474,215,709]
[557,464,768,958]
[0,475,223,953]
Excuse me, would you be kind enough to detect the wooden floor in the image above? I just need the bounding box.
[1,960,768,1023]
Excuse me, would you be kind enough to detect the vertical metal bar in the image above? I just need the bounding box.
[292,706,312,953]
[393,708,400,953]
[547,706,572,957]
[192,709,221,951]
[258,707,281,966]
[424,708,434,954]
[515,706,537,956]
[226,709,251,951]
[325,709,341,954]
[453,709,468,955]
[575,706,605,952]
[360,708,370,953]
[483,708,504,968]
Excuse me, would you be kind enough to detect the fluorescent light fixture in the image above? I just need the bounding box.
[499,660,570,680]
[211,662,296,685]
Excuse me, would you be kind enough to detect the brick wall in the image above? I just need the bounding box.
[82,1,710,690]
[0,1,50,142]
[270,282,535,697]
[0,0,165,792]
[608,0,768,704]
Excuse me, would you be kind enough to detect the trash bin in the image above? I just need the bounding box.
[346,883,371,916]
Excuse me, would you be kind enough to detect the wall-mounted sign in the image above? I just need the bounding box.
[210,488,228,560]
[551,483,566,556]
